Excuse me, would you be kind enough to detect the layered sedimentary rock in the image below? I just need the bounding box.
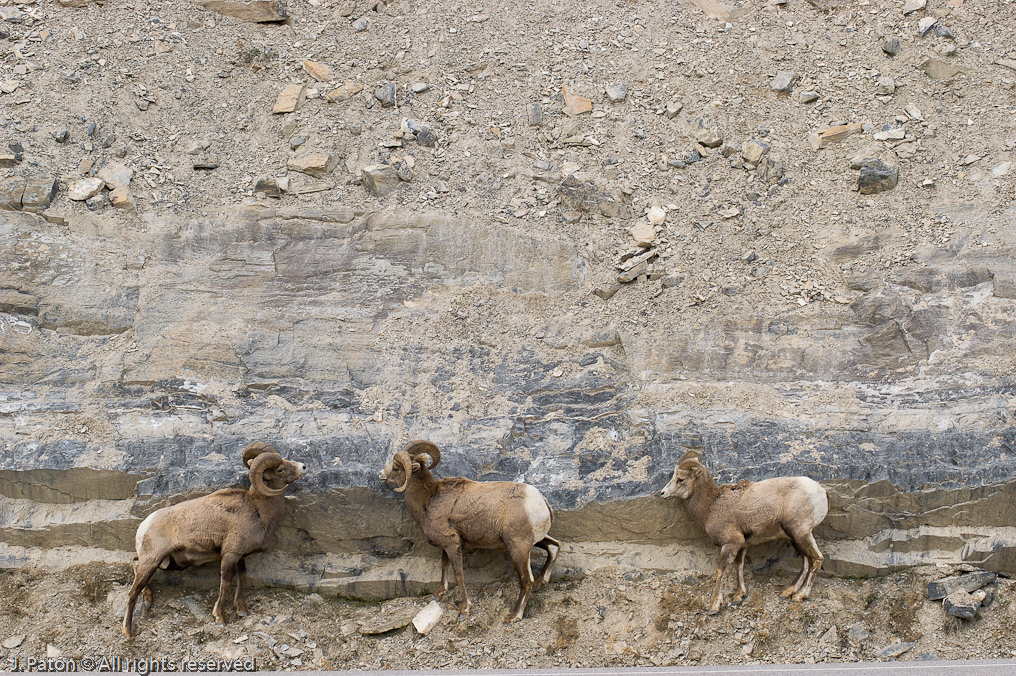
[2,204,1015,595]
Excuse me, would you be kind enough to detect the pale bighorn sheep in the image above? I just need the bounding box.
[380,440,561,623]
[661,450,828,614]
[122,441,307,638]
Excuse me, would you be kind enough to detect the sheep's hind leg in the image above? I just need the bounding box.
[444,543,471,619]
[780,538,811,599]
[708,542,741,615]
[434,549,451,599]
[533,536,561,586]
[212,552,242,625]
[234,557,248,617]
[123,557,163,639]
[730,548,748,606]
[791,532,824,602]
[505,543,535,623]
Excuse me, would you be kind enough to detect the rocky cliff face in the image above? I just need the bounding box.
[3,199,1015,595]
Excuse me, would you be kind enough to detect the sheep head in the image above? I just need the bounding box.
[379,440,440,492]
[661,456,705,500]
[242,442,307,497]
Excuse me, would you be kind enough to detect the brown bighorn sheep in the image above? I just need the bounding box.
[661,450,827,614]
[122,442,307,638]
[380,440,561,623]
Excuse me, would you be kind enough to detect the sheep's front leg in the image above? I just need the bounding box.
[731,548,748,605]
[234,557,248,617]
[708,543,741,615]
[212,552,242,625]
[444,544,470,619]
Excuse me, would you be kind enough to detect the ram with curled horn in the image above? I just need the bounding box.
[380,440,562,623]
[122,441,307,638]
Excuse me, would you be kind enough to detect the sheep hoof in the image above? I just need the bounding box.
[236,610,248,618]
[792,592,808,603]
[122,626,134,640]
[730,596,745,606]
[503,615,520,624]
[780,586,796,598]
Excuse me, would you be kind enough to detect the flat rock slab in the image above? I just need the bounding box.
[67,177,104,201]
[918,57,962,80]
[199,0,287,22]
[273,84,305,114]
[562,86,592,116]
[875,641,915,658]
[927,571,996,600]
[325,82,364,103]
[361,164,401,196]
[287,153,338,177]
[359,598,424,635]
[21,179,58,213]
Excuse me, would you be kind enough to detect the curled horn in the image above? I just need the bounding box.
[243,441,277,468]
[679,449,702,465]
[250,452,287,497]
[393,450,414,493]
[400,440,440,469]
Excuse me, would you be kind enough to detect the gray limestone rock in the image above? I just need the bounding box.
[771,70,799,94]
[605,83,628,102]
[374,83,396,108]
[927,571,996,600]
[21,179,58,213]
[943,589,983,619]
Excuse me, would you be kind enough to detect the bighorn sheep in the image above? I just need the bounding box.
[380,440,561,623]
[661,450,828,614]
[122,442,307,638]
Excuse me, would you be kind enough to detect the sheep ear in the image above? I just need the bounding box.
[411,462,421,472]
[689,464,703,478]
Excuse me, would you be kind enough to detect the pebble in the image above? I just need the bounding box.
[647,205,666,226]
[0,7,24,22]
[273,84,306,114]
[290,135,307,150]
[918,17,937,35]
[846,622,868,644]
[86,192,108,211]
[799,91,819,103]
[770,70,799,94]
[2,635,25,650]
[857,159,899,194]
[193,162,219,170]
[882,37,902,56]
[374,82,397,108]
[67,177,104,201]
[944,589,985,619]
[361,164,401,196]
[352,16,367,31]
[605,83,628,103]
[51,129,69,143]
[411,82,429,94]
[665,101,683,119]
[901,0,926,13]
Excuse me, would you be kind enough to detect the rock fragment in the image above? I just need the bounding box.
[97,162,133,189]
[361,164,401,196]
[51,129,69,143]
[325,82,364,103]
[302,60,333,81]
[605,83,628,102]
[374,83,397,108]
[415,129,438,148]
[109,185,137,212]
[901,0,925,13]
[876,76,896,96]
[528,103,544,126]
[287,153,338,177]
[68,177,105,201]
[0,177,26,210]
[629,221,655,247]
[918,17,937,35]
[857,159,899,194]
[741,140,770,166]
[770,70,799,94]
[562,86,592,116]
[199,0,287,22]
[881,39,902,60]
[944,589,985,619]
[927,571,997,600]
[593,284,621,300]
[666,101,684,119]
[21,179,58,212]
[273,84,306,114]
[876,641,915,658]
[254,178,283,198]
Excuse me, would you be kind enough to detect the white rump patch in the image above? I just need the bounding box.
[135,512,157,554]
[800,478,828,525]
[524,485,552,542]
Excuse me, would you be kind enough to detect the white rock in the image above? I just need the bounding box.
[647,205,666,226]
[412,601,443,635]
[918,17,937,34]
[47,645,62,658]
[901,0,926,13]
[3,635,25,650]
[68,177,105,201]
[992,162,1011,177]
